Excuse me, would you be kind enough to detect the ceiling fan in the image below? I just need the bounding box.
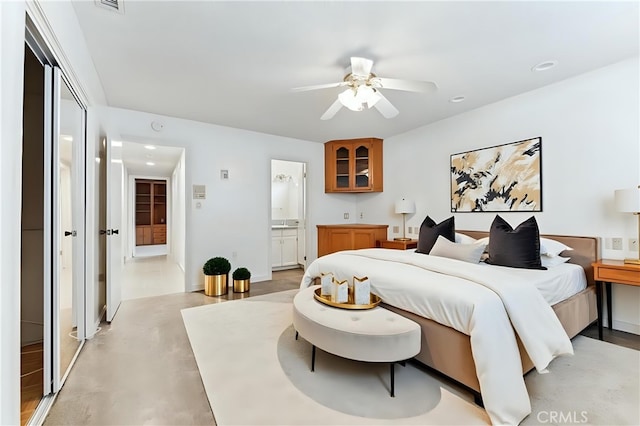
[292,57,437,120]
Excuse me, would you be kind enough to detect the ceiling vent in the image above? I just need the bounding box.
[95,0,124,14]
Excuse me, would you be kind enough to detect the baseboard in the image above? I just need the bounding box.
[188,272,289,291]
[612,320,640,336]
[188,283,204,292]
[252,274,269,283]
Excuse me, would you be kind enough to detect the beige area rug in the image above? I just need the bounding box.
[181,290,639,425]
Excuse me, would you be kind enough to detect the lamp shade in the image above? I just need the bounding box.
[615,187,640,213]
[395,198,416,214]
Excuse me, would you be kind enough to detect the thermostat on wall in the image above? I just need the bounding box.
[193,184,206,199]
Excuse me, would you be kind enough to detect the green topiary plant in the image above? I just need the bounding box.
[232,267,251,280]
[203,257,231,276]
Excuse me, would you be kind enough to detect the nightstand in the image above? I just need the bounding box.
[378,239,418,250]
[592,259,640,340]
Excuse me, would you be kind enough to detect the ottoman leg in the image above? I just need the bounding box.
[311,345,316,372]
[390,363,395,397]
[295,331,299,340]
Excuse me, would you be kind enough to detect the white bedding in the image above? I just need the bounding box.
[477,261,587,305]
[301,248,578,426]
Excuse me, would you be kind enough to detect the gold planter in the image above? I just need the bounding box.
[233,279,250,293]
[204,274,228,296]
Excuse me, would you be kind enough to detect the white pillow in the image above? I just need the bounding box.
[541,255,571,268]
[540,238,573,257]
[430,235,486,263]
[455,232,477,244]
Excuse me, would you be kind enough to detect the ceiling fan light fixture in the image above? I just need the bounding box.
[338,88,364,111]
[365,90,381,108]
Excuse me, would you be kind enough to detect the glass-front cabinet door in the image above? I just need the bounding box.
[325,138,383,193]
[354,144,370,189]
[335,145,350,189]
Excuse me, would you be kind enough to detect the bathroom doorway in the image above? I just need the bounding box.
[271,160,307,272]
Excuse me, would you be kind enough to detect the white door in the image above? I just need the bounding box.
[106,139,123,322]
[48,68,85,392]
[43,64,54,395]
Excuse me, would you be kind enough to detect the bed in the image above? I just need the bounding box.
[300,231,598,425]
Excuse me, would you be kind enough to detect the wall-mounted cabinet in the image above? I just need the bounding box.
[324,137,383,193]
[135,179,166,246]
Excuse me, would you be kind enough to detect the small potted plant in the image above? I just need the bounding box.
[232,267,251,293]
[203,257,231,296]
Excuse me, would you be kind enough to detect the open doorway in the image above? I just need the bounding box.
[115,141,186,300]
[271,159,307,272]
[20,41,46,426]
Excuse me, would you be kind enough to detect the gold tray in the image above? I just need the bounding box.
[313,288,381,310]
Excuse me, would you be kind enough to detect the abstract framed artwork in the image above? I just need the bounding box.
[451,137,542,212]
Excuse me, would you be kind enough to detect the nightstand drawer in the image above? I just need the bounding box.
[378,239,418,250]
[595,267,640,286]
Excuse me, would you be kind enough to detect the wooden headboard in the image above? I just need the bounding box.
[457,231,600,287]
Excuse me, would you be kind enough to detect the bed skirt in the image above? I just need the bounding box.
[382,285,597,393]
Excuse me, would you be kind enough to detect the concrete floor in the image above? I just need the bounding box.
[44,261,639,425]
[44,266,303,425]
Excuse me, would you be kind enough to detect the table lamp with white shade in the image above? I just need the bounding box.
[615,185,640,265]
[394,198,415,241]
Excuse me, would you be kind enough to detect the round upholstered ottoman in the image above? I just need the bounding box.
[292,285,421,396]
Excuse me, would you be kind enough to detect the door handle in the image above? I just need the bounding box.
[100,229,107,235]
[111,229,119,235]
[64,230,77,237]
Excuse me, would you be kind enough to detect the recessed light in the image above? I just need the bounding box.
[144,145,156,150]
[146,162,155,166]
[111,140,122,147]
[532,60,558,72]
[449,96,466,103]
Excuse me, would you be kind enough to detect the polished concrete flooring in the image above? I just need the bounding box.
[44,265,303,425]
[44,261,639,424]
[121,254,185,300]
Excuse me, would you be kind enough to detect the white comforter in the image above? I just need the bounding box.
[300,249,574,425]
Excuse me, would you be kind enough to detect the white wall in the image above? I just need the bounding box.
[0,3,27,423]
[358,57,640,333]
[107,107,356,290]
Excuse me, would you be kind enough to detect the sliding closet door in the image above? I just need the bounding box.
[51,68,86,392]
[42,64,54,396]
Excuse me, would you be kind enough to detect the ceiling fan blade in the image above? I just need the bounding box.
[350,57,374,77]
[375,77,437,93]
[320,98,343,120]
[291,82,346,92]
[373,92,399,119]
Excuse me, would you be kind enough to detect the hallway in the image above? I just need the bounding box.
[121,255,185,301]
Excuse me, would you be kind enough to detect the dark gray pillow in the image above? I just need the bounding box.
[417,216,455,254]
[486,215,546,270]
